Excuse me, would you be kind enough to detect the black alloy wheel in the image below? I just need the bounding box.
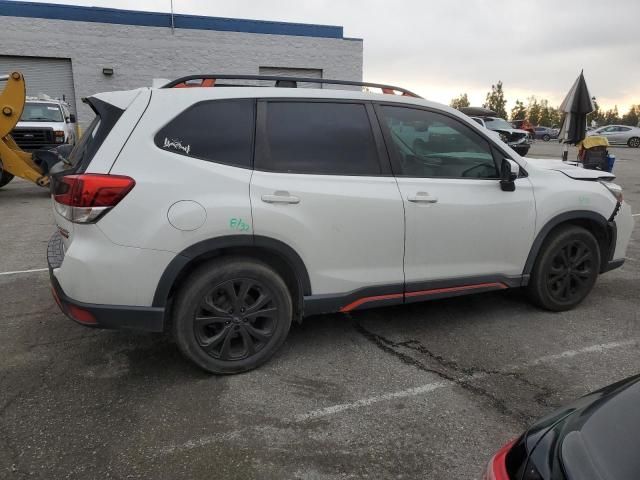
[173,257,292,374]
[546,239,595,303]
[527,225,600,311]
[194,278,279,361]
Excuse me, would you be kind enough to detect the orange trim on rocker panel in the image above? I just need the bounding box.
[339,293,403,313]
[339,282,508,313]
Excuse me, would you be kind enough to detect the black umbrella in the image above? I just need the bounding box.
[558,71,594,161]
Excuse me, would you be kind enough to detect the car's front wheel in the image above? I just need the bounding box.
[172,257,292,374]
[527,225,600,311]
[542,134,551,142]
[627,137,640,148]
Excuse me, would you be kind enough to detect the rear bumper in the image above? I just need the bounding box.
[47,232,165,332]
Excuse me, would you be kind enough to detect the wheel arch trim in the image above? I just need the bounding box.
[152,235,312,308]
[523,210,611,275]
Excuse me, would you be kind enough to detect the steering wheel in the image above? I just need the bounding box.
[461,163,497,178]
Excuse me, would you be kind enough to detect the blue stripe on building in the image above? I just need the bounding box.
[0,0,344,38]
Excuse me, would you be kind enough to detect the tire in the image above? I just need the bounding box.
[627,137,640,148]
[542,134,550,142]
[172,257,293,374]
[514,146,530,157]
[0,161,14,188]
[527,226,601,311]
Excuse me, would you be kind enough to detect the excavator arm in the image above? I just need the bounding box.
[0,71,48,187]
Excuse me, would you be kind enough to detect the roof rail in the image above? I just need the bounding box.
[161,74,421,98]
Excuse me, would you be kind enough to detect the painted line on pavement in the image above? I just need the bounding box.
[632,213,640,217]
[154,338,638,456]
[294,338,637,422]
[0,267,48,277]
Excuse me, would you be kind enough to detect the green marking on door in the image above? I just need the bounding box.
[229,218,250,231]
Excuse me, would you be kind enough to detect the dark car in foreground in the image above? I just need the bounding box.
[484,374,640,479]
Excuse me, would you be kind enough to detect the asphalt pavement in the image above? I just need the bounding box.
[0,141,638,479]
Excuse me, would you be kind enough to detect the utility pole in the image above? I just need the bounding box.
[170,0,175,34]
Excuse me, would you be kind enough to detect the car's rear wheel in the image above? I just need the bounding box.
[0,161,14,188]
[172,257,292,374]
[542,134,550,142]
[527,226,600,311]
[627,137,640,148]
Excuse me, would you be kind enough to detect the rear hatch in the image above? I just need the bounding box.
[50,89,148,250]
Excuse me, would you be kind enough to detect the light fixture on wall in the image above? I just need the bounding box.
[102,67,114,76]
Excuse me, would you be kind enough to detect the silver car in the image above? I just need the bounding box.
[588,125,640,148]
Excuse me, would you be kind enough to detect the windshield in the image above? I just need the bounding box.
[483,118,514,130]
[20,103,64,122]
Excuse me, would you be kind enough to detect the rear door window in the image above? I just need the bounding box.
[155,99,255,168]
[256,101,381,175]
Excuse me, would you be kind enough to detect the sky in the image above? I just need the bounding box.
[35,0,640,113]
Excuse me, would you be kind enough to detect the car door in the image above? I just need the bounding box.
[374,104,536,297]
[597,126,617,141]
[612,126,631,144]
[250,100,405,301]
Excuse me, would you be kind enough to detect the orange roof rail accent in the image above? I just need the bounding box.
[163,74,421,98]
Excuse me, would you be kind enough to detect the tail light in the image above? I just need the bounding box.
[484,439,515,480]
[484,437,543,480]
[53,173,135,223]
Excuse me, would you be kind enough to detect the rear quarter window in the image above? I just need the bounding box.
[154,99,255,168]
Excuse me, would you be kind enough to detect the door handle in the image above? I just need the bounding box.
[407,192,438,203]
[261,191,300,204]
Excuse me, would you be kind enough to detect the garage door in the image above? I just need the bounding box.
[259,67,322,89]
[0,55,76,115]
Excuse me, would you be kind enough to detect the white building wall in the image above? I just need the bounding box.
[0,16,363,127]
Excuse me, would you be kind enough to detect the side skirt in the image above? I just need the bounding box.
[303,274,526,316]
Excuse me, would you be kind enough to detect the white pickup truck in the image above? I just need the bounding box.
[11,96,76,151]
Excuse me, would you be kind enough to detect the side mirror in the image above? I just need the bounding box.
[68,113,76,123]
[500,158,519,192]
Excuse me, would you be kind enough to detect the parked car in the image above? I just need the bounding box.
[484,374,640,480]
[587,124,640,148]
[533,126,559,142]
[48,75,633,374]
[12,95,76,151]
[471,116,532,156]
[511,119,536,138]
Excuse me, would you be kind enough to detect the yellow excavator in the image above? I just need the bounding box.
[0,71,52,189]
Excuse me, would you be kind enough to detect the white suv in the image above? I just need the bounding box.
[47,75,634,374]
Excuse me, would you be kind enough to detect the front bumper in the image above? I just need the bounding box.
[47,232,165,332]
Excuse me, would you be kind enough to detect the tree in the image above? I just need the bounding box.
[537,99,551,126]
[483,81,507,118]
[604,106,620,125]
[527,96,541,125]
[621,105,639,127]
[510,100,526,121]
[450,93,470,109]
